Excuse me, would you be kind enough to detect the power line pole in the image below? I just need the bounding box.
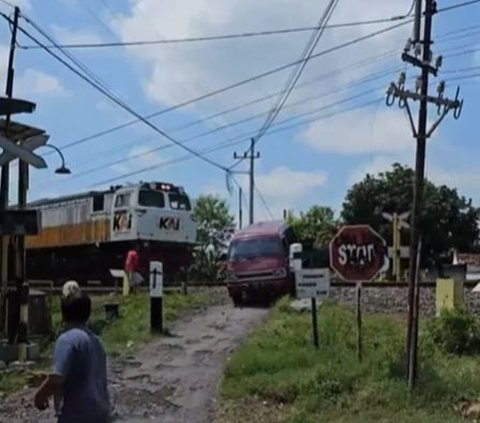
[238,186,243,230]
[386,0,463,390]
[0,6,20,338]
[233,138,260,225]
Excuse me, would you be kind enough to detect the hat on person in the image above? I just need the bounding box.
[62,280,81,299]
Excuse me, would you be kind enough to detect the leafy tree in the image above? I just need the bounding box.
[189,194,235,281]
[288,205,339,248]
[341,163,479,265]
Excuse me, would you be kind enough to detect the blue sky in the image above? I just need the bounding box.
[0,0,479,222]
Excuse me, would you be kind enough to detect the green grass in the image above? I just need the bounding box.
[219,298,480,423]
[0,290,210,395]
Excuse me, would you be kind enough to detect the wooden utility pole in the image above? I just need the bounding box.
[233,138,260,225]
[0,6,20,340]
[386,0,463,389]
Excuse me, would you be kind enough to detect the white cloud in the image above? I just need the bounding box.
[112,0,411,111]
[301,106,414,154]
[16,69,68,98]
[255,166,327,203]
[348,155,408,185]
[51,25,104,45]
[425,165,480,194]
[0,51,68,98]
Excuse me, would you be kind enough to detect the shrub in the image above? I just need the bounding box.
[425,307,480,355]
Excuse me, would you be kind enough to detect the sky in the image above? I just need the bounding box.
[0,0,479,224]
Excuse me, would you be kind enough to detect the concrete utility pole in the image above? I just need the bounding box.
[238,186,243,230]
[233,138,260,225]
[386,0,463,390]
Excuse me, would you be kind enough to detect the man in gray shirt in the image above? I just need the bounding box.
[34,292,111,422]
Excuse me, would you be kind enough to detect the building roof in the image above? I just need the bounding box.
[0,119,45,142]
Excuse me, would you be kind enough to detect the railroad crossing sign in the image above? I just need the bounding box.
[382,211,410,281]
[0,133,48,168]
[382,211,410,229]
[329,225,387,282]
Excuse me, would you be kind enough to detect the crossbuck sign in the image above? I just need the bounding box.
[0,134,48,168]
[296,268,331,300]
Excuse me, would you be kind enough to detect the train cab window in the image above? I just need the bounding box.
[92,194,105,212]
[168,193,191,210]
[138,190,165,208]
[115,192,131,208]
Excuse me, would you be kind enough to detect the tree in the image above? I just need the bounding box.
[341,163,479,266]
[190,194,235,281]
[288,205,339,248]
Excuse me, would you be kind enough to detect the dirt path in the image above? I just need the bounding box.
[0,305,267,423]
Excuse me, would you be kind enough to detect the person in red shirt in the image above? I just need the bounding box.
[124,248,138,291]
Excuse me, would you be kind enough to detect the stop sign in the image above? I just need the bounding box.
[329,225,387,282]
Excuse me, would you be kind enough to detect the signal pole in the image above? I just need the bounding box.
[233,138,260,225]
[386,0,463,389]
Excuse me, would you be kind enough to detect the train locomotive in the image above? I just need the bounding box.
[23,181,197,287]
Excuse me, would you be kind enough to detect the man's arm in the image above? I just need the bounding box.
[34,334,74,410]
[34,374,63,410]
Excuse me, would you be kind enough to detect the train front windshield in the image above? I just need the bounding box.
[228,237,282,260]
[168,193,191,210]
[138,190,165,208]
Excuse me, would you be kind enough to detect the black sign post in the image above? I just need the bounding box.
[149,262,163,333]
[311,297,319,349]
[295,268,330,349]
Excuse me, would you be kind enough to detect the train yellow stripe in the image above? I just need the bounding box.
[26,219,110,249]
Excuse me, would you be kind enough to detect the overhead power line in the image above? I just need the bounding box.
[18,15,418,50]
[52,85,388,184]
[88,64,477,188]
[255,0,339,143]
[8,14,230,173]
[84,97,383,188]
[35,68,475,188]
[439,0,480,12]
[42,0,479,156]
[59,29,480,162]
[57,52,401,155]
[41,19,477,160]
[47,19,414,153]
[35,65,399,185]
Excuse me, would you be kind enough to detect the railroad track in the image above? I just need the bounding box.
[4,279,478,296]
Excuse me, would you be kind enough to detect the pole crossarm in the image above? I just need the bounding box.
[386,80,464,139]
[401,53,438,76]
